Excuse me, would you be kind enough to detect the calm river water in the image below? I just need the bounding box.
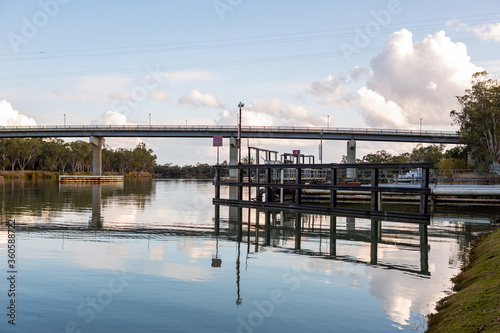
[0,179,495,332]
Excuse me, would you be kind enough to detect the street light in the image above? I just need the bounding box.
[238,102,244,164]
[149,113,151,126]
[420,118,422,132]
[64,113,66,127]
[327,115,330,129]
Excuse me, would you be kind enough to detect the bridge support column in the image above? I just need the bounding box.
[346,139,356,179]
[90,136,105,176]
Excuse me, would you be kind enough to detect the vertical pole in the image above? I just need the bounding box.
[264,211,271,246]
[420,223,429,274]
[265,168,272,202]
[371,168,379,212]
[214,167,220,199]
[330,168,337,209]
[255,210,260,252]
[420,166,429,215]
[370,219,380,265]
[238,165,243,201]
[214,204,220,235]
[295,167,302,206]
[294,212,301,250]
[329,215,336,257]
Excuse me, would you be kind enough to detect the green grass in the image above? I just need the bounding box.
[427,227,500,332]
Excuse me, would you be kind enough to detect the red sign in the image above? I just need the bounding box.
[293,150,300,155]
[213,135,223,147]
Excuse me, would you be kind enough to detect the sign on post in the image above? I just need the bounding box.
[213,135,223,147]
[293,150,300,155]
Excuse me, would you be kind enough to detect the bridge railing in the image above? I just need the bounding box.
[0,124,458,137]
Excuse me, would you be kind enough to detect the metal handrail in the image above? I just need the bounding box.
[0,125,459,137]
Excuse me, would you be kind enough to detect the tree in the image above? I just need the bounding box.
[410,144,444,167]
[361,150,393,163]
[451,72,500,165]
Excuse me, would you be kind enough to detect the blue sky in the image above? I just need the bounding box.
[1,0,499,164]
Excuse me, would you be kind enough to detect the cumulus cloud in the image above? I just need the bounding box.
[91,111,131,125]
[0,100,37,126]
[309,29,483,129]
[448,19,500,42]
[307,67,367,106]
[362,29,482,127]
[178,89,220,108]
[217,98,324,127]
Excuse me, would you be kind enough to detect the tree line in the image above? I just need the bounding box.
[0,138,157,174]
[352,144,468,169]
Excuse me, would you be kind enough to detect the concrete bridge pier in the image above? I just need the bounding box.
[90,136,105,176]
[346,139,356,179]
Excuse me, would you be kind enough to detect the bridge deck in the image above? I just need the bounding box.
[0,125,460,143]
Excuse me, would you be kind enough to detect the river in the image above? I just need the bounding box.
[0,179,495,332]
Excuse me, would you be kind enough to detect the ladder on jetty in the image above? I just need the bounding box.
[213,162,431,220]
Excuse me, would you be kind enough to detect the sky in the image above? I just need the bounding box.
[0,0,499,165]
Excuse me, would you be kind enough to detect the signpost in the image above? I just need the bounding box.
[213,135,223,165]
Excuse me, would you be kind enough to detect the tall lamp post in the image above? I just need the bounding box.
[238,102,244,164]
[420,118,422,132]
[64,113,66,127]
[149,113,151,126]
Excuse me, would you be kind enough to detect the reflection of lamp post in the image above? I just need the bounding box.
[238,102,244,164]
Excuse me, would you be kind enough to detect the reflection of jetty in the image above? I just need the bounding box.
[214,204,431,276]
[59,175,124,183]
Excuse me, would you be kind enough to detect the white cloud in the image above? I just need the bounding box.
[91,111,131,125]
[357,87,408,127]
[448,19,500,42]
[309,29,483,129]
[178,89,220,108]
[217,98,325,127]
[0,99,37,126]
[363,29,482,128]
[161,70,218,83]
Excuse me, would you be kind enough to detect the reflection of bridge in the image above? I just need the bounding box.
[0,125,459,176]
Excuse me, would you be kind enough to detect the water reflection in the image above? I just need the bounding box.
[215,204,430,277]
[0,179,495,332]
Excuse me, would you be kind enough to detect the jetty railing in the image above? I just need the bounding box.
[213,162,431,220]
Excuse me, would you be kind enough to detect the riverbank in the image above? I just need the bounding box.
[426,226,500,332]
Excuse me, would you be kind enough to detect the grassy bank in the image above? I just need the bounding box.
[427,226,500,332]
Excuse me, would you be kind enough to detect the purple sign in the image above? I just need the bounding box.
[213,135,223,147]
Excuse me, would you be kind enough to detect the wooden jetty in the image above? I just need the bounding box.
[213,162,431,220]
[59,175,124,183]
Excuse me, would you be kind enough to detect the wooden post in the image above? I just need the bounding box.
[238,166,243,201]
[371,168,379,212]
[420,166,429,214]
[265,167,272,202]
[330,168,337,208]
[295,168,302,205]
[214,167,221,199]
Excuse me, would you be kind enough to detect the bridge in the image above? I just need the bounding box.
[0,125,460,175]
[0,124,459,142]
